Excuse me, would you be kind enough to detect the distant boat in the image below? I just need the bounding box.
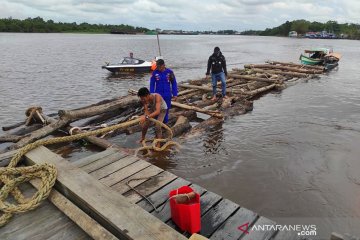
[299,48,330,65]
[288,31,298,38]
[304,31,337,39]
[299,48,341,70]
[102,57,152,73]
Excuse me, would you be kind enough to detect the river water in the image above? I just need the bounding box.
[1,33,360,238]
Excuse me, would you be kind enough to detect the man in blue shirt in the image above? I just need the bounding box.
[150,59,178,123]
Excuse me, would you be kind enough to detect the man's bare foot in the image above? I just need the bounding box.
[211,96,217,101]
[223,95,229,99]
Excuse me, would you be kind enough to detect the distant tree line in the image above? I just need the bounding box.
[0,17,149,33]
[242,20,360,39]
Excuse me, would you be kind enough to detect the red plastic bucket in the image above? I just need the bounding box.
[169,186,201,233]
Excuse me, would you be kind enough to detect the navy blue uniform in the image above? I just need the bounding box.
[150,68,178,123]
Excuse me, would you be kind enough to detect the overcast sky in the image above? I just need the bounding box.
[0,0,359,31]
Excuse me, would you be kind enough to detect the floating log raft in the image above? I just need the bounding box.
[0,60,339,240]
[0,60,327,153]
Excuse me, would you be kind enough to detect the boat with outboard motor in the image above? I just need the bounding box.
[299,48,341,71]
[102,56,152,73]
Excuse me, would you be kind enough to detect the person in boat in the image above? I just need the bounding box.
[138,87,168,143]
[149,59,178,123]
[206,46,228,100]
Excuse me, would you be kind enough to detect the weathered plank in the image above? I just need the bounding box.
[0,200,89,240]
[30,178,118,240]
[72,148,118,168]
[210,207,258,240]
[90,155,139,179]
[200,199,239,238]
[24,146,187,240]
[111,165,164,194]
[151,183,207,223]
[81,152,131,174]
[136,178,191,212]
[124,171,178,204]
[0,149,17,167]
[100,159,151,186]
[199,191,222,216]
[241,217,277,240]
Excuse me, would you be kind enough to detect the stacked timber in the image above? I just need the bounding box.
[0,61,325,154]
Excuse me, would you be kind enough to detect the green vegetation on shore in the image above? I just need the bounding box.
[243,20,360,39]
[0,17,149,33]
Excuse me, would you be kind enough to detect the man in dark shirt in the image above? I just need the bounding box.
[206,46,228,100]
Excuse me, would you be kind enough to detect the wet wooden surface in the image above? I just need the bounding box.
[71,149,280,240]
[0,147,317,240]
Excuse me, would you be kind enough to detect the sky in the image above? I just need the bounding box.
[0,0,359,31]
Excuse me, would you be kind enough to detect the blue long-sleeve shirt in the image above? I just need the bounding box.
[150,68,178,98]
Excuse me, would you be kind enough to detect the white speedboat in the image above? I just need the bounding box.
[102,57,152,73]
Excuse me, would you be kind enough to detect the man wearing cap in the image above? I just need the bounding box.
[150,59,178,123]
[206,47,228,100]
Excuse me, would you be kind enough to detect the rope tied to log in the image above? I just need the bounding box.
[135,118,180,157]
[0,117,179,226]
[25,106,46,126]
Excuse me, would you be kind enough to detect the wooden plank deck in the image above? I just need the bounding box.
[0,184,91,240]
[68,148,292,240]
[24,146,187,240]
[0,147,318,240]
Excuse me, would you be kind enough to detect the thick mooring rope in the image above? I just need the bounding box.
[0,117,179,226]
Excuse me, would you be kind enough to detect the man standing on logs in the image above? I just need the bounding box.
[138,87,168,144]
[206,46,228,100]
[150,59,178,124]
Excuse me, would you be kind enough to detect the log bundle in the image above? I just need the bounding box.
[0,61,325,154]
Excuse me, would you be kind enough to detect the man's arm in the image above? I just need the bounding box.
[222,56,228,76]
[206,57,211,75]
[170,71,178,97]
[150,73,156,93]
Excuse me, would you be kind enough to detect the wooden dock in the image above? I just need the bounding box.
[0,60,348,239]
[1,146,309,240]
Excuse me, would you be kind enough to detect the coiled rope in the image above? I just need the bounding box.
[0,117,179,226]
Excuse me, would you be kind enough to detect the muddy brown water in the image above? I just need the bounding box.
[1,33,360,238]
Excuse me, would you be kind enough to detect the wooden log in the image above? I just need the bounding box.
[79,107,132,127]
[249,68,309,78]
[24,146,187,240]
[0,134,24,143]
[2,121,26,131]
[58,95,140,121]
[171,102,223,118]
[244,64,324,74]
[8,118,70,150]
[30,179,118,240]
[171,116,191,137]
[0,149,17,167]
[178,90,203,102]
[7,124,43,136]
[247,83,279,97]
[266,60,325,70]
[125,110,196,135]
[183,117,224,138]
[178,83,212,92]
[228,73,284,84]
